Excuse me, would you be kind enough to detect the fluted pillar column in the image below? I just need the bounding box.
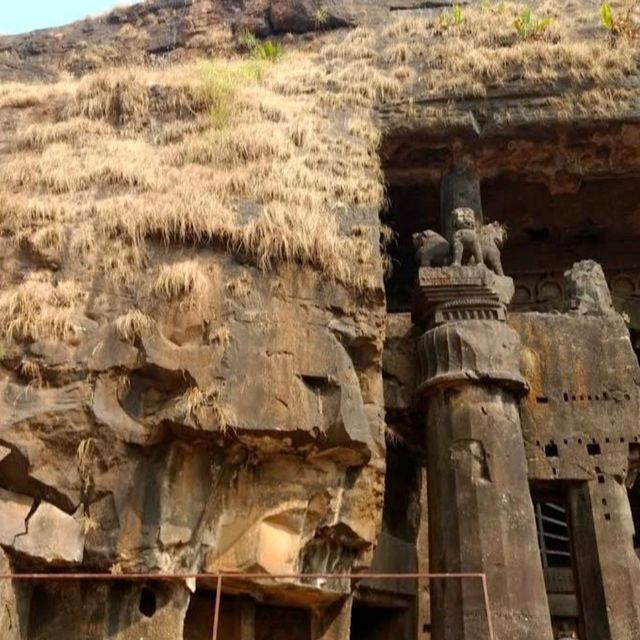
[413,265,553,640]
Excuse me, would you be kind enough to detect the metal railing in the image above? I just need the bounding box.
[0,571,495,640]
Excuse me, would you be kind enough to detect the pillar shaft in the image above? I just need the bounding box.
[569,480,640,640]
[426,384,552,640]
[414,312,552,640]
[311,598,352,640]
[440,167,483,241]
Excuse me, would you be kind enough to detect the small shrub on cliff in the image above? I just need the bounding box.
[514,5,553,40]
[439,2,464,29]
[313,5,331,27]
[600,2,639,40]
[239,30,284,61]
[194,58,264,127]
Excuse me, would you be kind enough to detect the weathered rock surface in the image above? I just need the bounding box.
[13,503,85,564]
[24,580,191,640]
[0,488,31,546]
[564,259,615,316]
[0,549,24,640]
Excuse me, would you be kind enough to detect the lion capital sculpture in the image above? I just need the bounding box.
[451,207,482,268]
[412,209,507,277]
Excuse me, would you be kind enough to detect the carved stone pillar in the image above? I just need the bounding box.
[311,598,352,640]
[562,261,640,640]
[440,166,483,241]
[569,479,640,640]
[413,265,553,640]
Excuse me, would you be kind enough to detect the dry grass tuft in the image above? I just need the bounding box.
[225,272,253,300]
[0,278,82,342]
[150,260,210,304]
[180,384,236,432]
[17,119,110,149]
[18,359,43,386]
[115,310,154,342]
[76,437,96,491]
[208,325,231,348]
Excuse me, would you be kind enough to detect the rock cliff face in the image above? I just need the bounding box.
[0,0,639,637]
[0,1,391,633]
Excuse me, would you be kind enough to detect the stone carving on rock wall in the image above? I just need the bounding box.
[451,207,482,268]
[412,230,450,267]
[478,221,506,276]
[412,207,506,277]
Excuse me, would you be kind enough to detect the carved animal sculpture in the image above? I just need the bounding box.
[478,221,507,276]
[412,230,450,267]
[451,207,483,267]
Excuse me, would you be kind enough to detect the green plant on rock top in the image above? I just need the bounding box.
[313,4,331,27]
[439,2,464,29]
[514,5,553,40]
[600,2,614,30]
[195,59,265,127]
[452,2,463,25]
[599,2,639,39]
[238,29,284,61]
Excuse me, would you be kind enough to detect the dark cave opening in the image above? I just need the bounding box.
[384,183,440,312]
[139,586,157,618]
[350,601,409,640]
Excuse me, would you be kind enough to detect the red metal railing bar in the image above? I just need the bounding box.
[212,574,222,640]
[480,573,496,640]
[0,571,488,580]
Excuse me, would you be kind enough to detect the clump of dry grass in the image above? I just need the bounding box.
[208,325,231,348]
[0,278,82,342]
[115,309,154,342]
[225,272,253,300]
[18,359,43,386]
[76,438,96,491]
[180,384,236,432]
[16,118,110,150]
[150,260,210,305]
[4,140,157,193]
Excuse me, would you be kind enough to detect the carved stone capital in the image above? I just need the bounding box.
[412,264,515,328]
[416,320,528,396]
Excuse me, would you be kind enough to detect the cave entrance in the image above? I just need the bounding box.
[530,486,584,640]
[350,600,411,640]
[352,419,424,638]
[183,590,312,640]
[183,589,240,640]
[384,183,440,312]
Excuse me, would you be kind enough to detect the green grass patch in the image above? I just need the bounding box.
[192,59,265,127]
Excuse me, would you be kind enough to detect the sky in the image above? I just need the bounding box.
[1,1,136,35]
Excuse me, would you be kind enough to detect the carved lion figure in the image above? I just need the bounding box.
[412,230,450,267]
[451,207,482,267]
[479,221,507,276]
